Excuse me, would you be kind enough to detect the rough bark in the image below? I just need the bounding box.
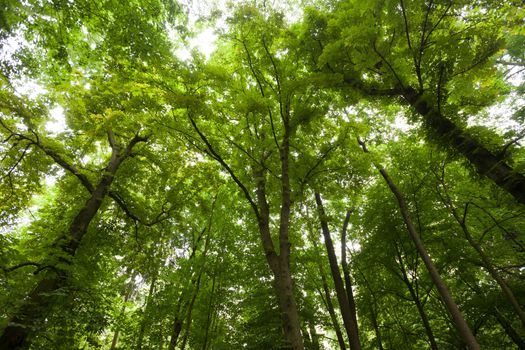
[403,88,525,205]
[0,132,146,350]
[275,129,304,349]
[315,192,361,350]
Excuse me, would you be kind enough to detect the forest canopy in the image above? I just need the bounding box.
[0,0,524,349]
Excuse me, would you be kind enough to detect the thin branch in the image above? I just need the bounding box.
[372,41,405,89]
[2,262,41,273]
[188,115,260,220]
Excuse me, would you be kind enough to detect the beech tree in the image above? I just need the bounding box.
[1,0,524,349]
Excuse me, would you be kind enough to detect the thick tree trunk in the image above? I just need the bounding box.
[0,133,144,349]
[275,130,304,350]
[394,244,439,350]
[315,192,361,350]
[403,88,525,205]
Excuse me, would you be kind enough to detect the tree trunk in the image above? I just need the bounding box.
[403,88,525,205]
[494,307,525,349]
[394,243,439,350]
[317,259,347,350]
[359,139,479,349]
[136,272,158,350]
[354,264,384,350]
[168,295,183,350]
[111,272,137,350]
[190,104,303,348]
[315,192,361,350]
[203,274,217,350]
[275,129,304,350]
[179,269,203,350]
[442,198,525,329]
[308,321,321,350]
[0,132,145,350]
[373,170,479,348]
[340,209,360,339]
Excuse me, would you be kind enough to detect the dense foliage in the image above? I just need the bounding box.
[0,0,524,349]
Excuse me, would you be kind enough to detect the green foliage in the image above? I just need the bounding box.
[1,1,524,349]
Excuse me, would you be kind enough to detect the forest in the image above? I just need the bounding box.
[0,0,524,349]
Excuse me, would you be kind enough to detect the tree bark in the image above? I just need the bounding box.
[403,88,525,205]
[276,129,304,350]
[315,192,361,350]
[0,132,146,350]
[340,209,359,339]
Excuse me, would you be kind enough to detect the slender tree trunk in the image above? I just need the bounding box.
[315,192,361,350]
[203,274,216,350]
[403,88,525,205]
[168,313,183,350]
[354,264,384,350]
[394,243,439,350]
[359,139,480,350]
[316,258,347,350]
[179,269,203,350]
[442,196,525,329]
[340,209,359,338]
[309,321,321,350]
[136,272,158,350]
[494,307,525,349]
[368,302,384,350]
[111,272,136,350]
[0,132,146,350]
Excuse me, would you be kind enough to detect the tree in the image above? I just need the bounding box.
[1,1,524,349]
